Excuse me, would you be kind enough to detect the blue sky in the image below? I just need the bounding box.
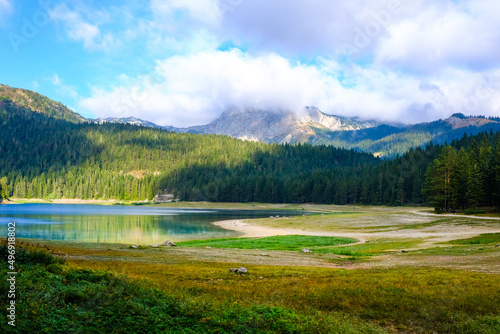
[1,0,499,126]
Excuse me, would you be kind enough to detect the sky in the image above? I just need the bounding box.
[1,0,500,127]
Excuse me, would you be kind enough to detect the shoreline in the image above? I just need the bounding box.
[212,219,293,238]
[211,219,367,244]
[2,198,125,205]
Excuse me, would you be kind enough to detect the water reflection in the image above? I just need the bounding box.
[0,204,296,244]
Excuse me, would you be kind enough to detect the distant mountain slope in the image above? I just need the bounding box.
[1,85,499,207]
[164,108,500,157]
[182,107,379,143]
[3,83,499,158]
[91,116,162,128]
[312,113,500,157]
[0,84,85,124]
[100,107,500,157]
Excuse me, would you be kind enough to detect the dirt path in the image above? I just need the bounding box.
[412,210,500,220]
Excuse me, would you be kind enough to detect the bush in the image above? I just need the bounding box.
[463,208,487,215]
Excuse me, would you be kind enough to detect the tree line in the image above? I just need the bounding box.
[423,133,500,212]
[1,100,499,211]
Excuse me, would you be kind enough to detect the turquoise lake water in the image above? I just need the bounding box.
[0,204,296,244]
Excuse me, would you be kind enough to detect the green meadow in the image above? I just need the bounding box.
[1,205,500,333]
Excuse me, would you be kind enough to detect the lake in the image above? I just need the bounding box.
[0,204,297,244]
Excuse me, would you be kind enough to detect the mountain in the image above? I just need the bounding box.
[166,108,500,157]
[1,84,499,208]
[2,84,500,158]
[314,113,500,157]
[99,107,380,144]
[91,116,162,128]
[182,107,380,143]
[0,84,85,124]
[99,107,500,157]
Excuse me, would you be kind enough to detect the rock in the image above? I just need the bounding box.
[260,253,269,257]
[230,267,248,274]
[151,244,160,248]
[301,248,313,253]
[177,107,378,145]
[204,246,212,249]
[401,250,408,253]
[163,240,177,247]
[131,245,139,249]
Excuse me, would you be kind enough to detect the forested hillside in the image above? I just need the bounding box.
[0,92,499,210]
[310,114,500,157]
[423,132,500,212]
[0,102,378,204]
[0,84,85,124]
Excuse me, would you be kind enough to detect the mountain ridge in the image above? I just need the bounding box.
[101,108,499,157]
[0,84,85,124]
[2,84,500,157]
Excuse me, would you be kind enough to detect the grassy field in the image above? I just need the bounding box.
[1,204,500,333]
[178,235,358,251]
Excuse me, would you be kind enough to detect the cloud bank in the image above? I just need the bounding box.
[75,0,500,126]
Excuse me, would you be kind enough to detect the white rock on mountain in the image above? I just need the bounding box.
[444,113,497,130]
[186,106,378,144]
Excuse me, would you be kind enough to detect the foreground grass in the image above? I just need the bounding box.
[178,235,357,251]
[67,257,500,334]
[9,239,497,334]
[0,245,385,334]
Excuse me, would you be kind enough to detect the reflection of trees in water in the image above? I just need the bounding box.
[9,214,237,244]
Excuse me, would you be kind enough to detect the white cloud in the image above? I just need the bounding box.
[63,0,500,126]
[216,0,500,73]
[80,50,332,126]
[218,0,402,57]
[151,0,222,27]
[51,74,61,86]
[51,73,78,99]
[49,4,117,52]
[375,0,500,72]
[79,50,500,127]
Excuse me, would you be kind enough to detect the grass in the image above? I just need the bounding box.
[178,235,358,251]
[66,253,500,334]
[5,240,499,333]
[448,233,500,245]
[315,239,423,257]
[3,204,500,333]
[399,219,451,230]
[0,244,387,334]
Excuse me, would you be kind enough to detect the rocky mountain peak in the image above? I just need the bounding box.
[187,107,378,143]
[444,114,497,130]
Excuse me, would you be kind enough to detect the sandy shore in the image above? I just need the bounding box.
[2,198,134,205]
[213,211,500,246]
[212,219,292,238]
[212,219,368,244]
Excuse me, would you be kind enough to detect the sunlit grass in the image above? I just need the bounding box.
[448,233,500,245]
[178,235,358,251]
[315,239,423,256]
